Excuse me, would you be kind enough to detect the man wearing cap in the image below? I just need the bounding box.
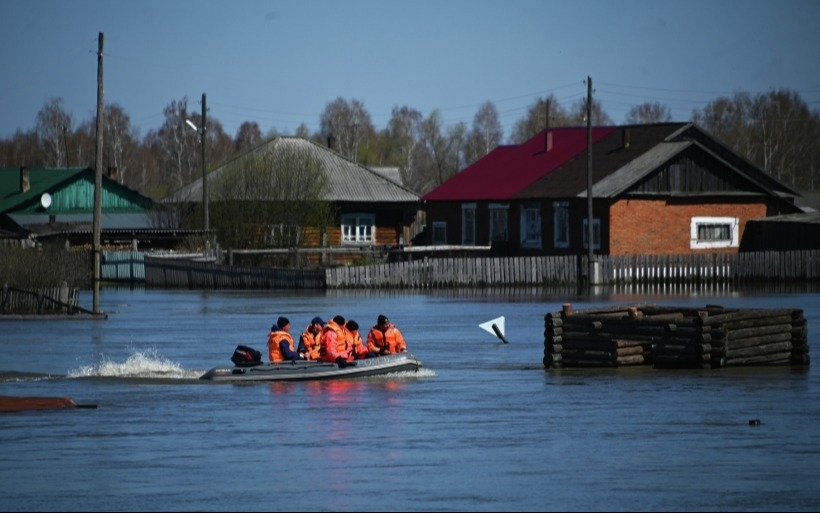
[346,319,375,359]
[366,314,408,356]
[298,316,325,361]
[268,316,305,363]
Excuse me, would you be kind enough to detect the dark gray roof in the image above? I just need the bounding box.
[586,141,691,198]
[168,137,419,204]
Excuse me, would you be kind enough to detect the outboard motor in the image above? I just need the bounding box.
[230,345,263,367]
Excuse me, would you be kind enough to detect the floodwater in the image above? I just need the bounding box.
[1,286,819,512]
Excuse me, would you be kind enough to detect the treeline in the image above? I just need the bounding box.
[1,89,818,204]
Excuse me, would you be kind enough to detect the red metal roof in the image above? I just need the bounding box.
[421,127,616,201]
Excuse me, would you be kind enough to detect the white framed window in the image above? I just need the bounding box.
[582,218,601,250]
[432,221,447,245]
[461,203,476,245]
[489,203,509,242]
[341,213,374,244]
[553,201,569,249]
[520,204,541,248]
[691,216,738,249]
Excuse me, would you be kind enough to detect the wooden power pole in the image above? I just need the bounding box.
[93,32,104,314]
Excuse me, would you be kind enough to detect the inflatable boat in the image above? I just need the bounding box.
[199,352,422,382]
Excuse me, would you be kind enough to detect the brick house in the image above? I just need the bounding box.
[420,123,802,256]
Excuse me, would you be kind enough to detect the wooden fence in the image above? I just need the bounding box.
[144,255,324,289]
[0,283,85,315]
[141,249,820,290]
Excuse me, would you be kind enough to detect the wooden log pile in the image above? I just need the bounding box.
[543,303,810,369]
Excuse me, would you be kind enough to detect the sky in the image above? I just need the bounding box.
[2,0,819,143]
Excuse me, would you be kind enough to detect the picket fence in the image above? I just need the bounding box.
[135,250,820,290]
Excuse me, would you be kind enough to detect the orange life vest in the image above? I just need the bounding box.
[321,320,352,362]
[366,324,407,354]
[300,328,322,360]
[267,330,296,362]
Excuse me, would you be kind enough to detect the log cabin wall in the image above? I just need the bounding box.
[544,304,809,369]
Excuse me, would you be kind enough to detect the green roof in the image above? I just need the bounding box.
[0,167,153,215]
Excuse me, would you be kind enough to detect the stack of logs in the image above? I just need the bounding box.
[543,304,810,369]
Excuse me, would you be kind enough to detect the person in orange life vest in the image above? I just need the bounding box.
[366,314,407,356]
[268,316,305,363]
[346,319,377,360]
[321,315,356,368]
[297,316,325,361]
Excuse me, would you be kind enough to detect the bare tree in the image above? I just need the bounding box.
[465,101,503,165]
[509,95,571,144]
[625,101,673,124]
[235,121,263,152]
[147,97,199,195]
[386,105,423,189]
[0,129,40,167]
[102,103,138,183]
[568,97,613,126]
[693,89,820,190]
[35,97,73,167]
[416,110,468,193]
[319,97,374,161]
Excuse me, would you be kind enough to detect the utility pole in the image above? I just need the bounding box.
[201,93,208,232]
[586,75,597,288]
[93,32,104,314]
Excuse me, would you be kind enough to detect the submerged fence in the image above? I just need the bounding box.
[0,283,82,314]
[141,249,820,290]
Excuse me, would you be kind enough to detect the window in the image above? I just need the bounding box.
[488,204,509,242]
[553,201,569,249]
[461,203,476,245]
[265,223,300,247]
[520,204,541,248]
[432,221,447,245]
[582,218,601,250]
[691,216,738,249]
[341,213,374,244]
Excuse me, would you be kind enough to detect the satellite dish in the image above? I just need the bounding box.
[40,193,52,209]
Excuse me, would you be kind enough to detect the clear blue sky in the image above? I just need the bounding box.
[2,0,819,142]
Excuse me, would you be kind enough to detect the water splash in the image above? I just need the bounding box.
[67,349,202,379]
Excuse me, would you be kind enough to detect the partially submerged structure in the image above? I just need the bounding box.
[544,303,809,369]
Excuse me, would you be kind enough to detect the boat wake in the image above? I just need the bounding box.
[66,349,202,380]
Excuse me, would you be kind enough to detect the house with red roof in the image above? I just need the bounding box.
[419,123,802,256]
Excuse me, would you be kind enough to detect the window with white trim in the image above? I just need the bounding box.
[553,201,569,249]
[341,213,374,244]
[489,203,509,242]
[690,216,738,249]
[582,218,601,250]
[461,203,476,245]
[520,204,541,248]
[432,221,447,245]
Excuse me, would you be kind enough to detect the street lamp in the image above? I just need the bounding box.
[185,93,208,232]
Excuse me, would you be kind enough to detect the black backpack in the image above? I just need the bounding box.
[230,345,263,367]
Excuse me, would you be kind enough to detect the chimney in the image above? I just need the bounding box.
[327,134,336,150]
[20,166,30,193]
[545,131,553,152]
[108,166,118,182]
[622,128,631,149]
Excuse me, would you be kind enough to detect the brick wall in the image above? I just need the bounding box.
[609,198,767,255]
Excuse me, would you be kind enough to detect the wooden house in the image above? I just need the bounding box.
[420,123,802,257]
[0,166,186,249]
[168,137,421,261]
